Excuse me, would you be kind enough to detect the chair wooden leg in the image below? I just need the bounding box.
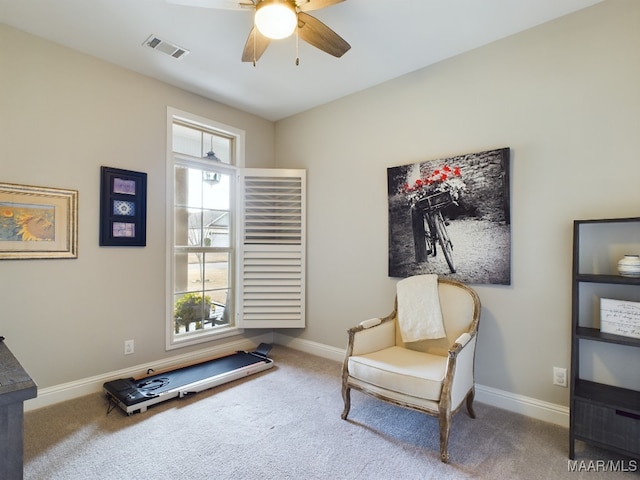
[341,385,351,420]
[438,406,451,463]
[466,387,476,419]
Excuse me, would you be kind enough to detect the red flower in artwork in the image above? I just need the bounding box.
[399,165,467,205]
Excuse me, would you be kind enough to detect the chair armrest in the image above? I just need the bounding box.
[359,318,382,329]
[446,331,474,357]
[444,331,477,410]
[346,315,395,357]
[453,332,472,349]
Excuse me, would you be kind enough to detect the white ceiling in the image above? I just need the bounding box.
[1,0,603,121]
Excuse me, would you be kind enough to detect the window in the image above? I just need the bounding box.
[167,108,306,350]
[167,109,244,349]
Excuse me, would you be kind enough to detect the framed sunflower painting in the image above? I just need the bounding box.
[99,166,147,247]
[0,182,78,259]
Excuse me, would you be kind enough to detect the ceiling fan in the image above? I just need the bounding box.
[167,0,351,65]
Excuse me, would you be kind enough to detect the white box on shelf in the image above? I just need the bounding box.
[600,298,640,339]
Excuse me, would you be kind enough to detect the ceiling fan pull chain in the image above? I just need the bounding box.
[295,24,300,66]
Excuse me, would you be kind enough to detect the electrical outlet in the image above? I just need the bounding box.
[124,339,134,355]
[553,367,567,387]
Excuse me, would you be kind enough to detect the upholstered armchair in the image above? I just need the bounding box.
[341,276,481,463]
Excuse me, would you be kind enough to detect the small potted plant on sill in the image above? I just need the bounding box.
[174,293,212,333]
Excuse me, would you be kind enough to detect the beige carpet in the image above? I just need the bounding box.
[24,346,635,479]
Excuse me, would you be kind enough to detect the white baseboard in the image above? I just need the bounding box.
[273,332,345,362]
[25,332,570,428]
[273,333,570,428]
[475,384,569,427]
[25,333,273,412]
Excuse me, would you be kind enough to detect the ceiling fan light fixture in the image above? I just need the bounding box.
[255,0,297,40]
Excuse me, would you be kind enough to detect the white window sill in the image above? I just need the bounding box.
[166,325,244,350]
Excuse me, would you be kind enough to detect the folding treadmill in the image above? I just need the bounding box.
[103,343,273,415]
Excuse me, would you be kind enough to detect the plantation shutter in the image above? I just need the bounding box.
[237,169,306,328]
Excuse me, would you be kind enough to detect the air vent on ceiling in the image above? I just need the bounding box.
[143,35,190,60]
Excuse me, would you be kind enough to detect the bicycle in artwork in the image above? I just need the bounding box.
[400,165,466,274]
[411,190,456,273]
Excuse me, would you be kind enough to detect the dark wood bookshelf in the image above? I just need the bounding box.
[570,218,640,461]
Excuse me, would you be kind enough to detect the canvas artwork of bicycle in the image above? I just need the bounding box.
[387,148,511,285]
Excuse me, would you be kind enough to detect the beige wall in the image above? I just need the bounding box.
[274,0,640,406]
[0,25,275,388]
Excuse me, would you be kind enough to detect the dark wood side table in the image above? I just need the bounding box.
[0,341,37,480]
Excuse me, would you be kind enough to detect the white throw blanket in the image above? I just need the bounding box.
[396,274,446,342]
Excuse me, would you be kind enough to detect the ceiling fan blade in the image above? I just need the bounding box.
[166,0,254,10]
[242,27,272,63]
[297,11,350,58]
[296,0,345,13]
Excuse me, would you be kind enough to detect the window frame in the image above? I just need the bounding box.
[166,107,245,350]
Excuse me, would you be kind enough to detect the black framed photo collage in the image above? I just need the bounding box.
[99,166,147,247]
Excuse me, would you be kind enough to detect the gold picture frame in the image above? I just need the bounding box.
[0,182,78,259]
